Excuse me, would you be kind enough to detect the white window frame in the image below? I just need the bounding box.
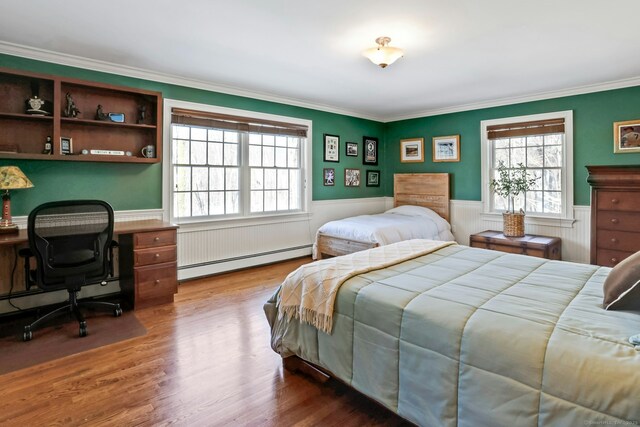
[480,110,575,227]
[162,99,312,228]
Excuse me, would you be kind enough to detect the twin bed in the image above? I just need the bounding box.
[315,173,454,259]
[266,241,640,425]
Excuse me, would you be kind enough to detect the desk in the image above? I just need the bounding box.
[0,219,179,310]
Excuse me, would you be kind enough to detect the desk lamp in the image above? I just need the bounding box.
[0,166,34,233]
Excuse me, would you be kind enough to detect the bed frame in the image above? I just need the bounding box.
[316,173,450,259]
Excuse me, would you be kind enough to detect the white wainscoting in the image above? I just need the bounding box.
[449,200,591,263]
[177,196,389,280]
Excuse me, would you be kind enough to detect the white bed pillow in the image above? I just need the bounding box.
[386,205,442,220]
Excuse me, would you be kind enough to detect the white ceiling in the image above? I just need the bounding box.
[1,0,639,121]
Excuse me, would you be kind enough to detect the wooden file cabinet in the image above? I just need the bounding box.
[470,230,561,260]
[587,165,640,267]
[119,226,178,309]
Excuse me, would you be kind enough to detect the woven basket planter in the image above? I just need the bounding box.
[503,212,525,237]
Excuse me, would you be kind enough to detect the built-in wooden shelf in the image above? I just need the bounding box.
[0,67,163,164]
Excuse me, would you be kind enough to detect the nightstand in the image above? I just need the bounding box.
[469,230,561,260]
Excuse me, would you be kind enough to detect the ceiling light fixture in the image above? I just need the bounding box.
[363,36,404,68]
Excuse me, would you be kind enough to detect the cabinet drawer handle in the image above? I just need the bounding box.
[611,238,618,243]
[155,279,161,284]
[611,198,619,204]
[611,258,618,264]
[611,218,619,224]
[155,253,160,258]
[154,237,160,242]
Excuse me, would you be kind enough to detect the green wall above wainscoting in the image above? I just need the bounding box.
[385,85,640,205]
[0,54,385,216]
[2,53,640,215]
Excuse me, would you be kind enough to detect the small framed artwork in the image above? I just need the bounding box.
[433,135,460,162]
[366,170,380,187]
[400,138,424,163]
[323,134,340,162]
[363,136,378,165]
[614,120,640,153]
[323,168,335,186]
[346,142,358,157]
[60,137,73,155]
[345,168,361,187]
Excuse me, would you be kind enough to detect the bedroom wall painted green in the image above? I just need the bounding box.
[0,54,385,216]
[385,85,640,205]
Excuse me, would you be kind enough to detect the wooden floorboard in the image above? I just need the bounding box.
[0,257,410,426]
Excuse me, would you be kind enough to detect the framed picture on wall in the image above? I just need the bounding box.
[345,168,361,187]
[324,134,340,162]
[400,138,424,163]
[366,170,380,187]
[614,119,640,153]
[323,168,335,186]
[433,135,460,162]
[346,142,358,157]
[60,137,73,155]
[363,136,378,165]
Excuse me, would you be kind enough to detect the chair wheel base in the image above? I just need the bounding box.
[114,305,122,317]
[23,328,33,342]
[79,321,88,337]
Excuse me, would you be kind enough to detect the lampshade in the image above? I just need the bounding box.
[0,166,34,190]
[363,36,404,68]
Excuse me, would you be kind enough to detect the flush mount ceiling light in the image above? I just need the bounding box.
[363,36,404,68]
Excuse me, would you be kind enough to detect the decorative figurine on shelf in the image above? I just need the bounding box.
[95,104,109,121]
[63,92,80,118]
[137,105,147,124]
[42,136,52,154]
[25,80,52,116]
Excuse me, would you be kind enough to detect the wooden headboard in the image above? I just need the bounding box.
[393,173,450,222]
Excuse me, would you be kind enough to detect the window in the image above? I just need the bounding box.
[481,111,574,222]
[166,102,310,222]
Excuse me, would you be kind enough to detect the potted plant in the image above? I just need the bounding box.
[490,162,537,237]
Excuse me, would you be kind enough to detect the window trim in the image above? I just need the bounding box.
[480,110,575,227]
[162,99,312,224]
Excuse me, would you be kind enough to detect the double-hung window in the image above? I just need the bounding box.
[481,111,574,222]
[167,103,309,222]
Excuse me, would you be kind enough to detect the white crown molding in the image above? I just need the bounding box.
[2,41,639,124]
[386,77,640,122]
[0,41,385,122]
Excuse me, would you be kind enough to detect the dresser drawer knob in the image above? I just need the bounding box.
[155,279,161,284]
[611,218,619,224]
[611,198,619,204]
[154,237,160,242]
[155,253,160,258]
[611,238,618,243]
[611,258,618,264]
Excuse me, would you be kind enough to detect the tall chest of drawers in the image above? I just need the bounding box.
[587,165,640,267]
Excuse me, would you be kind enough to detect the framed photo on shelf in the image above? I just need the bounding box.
[400,138,424,163]
[323,168,335,186]
[433,135,460,162]
[60,137,73,155]
[346,142,358,157]
[344,168,361,187]
[366,170,380,187]
[363,136,378,165]
[613,119,640,153]
[323,134,340,162]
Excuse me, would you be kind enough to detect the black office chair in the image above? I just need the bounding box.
[21,200,122,341]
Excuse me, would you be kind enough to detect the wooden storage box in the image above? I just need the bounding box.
[470,230,561,260]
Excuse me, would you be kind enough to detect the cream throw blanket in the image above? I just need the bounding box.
[278,239,456,334]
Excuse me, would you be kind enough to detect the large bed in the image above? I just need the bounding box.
[265,242,640,426]
[315,173,454,259]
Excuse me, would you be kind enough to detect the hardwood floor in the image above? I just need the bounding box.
[0,257,409,426]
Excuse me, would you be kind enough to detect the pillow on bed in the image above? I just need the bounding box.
[386,205,442,219]
[603,251,640,310]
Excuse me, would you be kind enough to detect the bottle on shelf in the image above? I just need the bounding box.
[42,136,52,155]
